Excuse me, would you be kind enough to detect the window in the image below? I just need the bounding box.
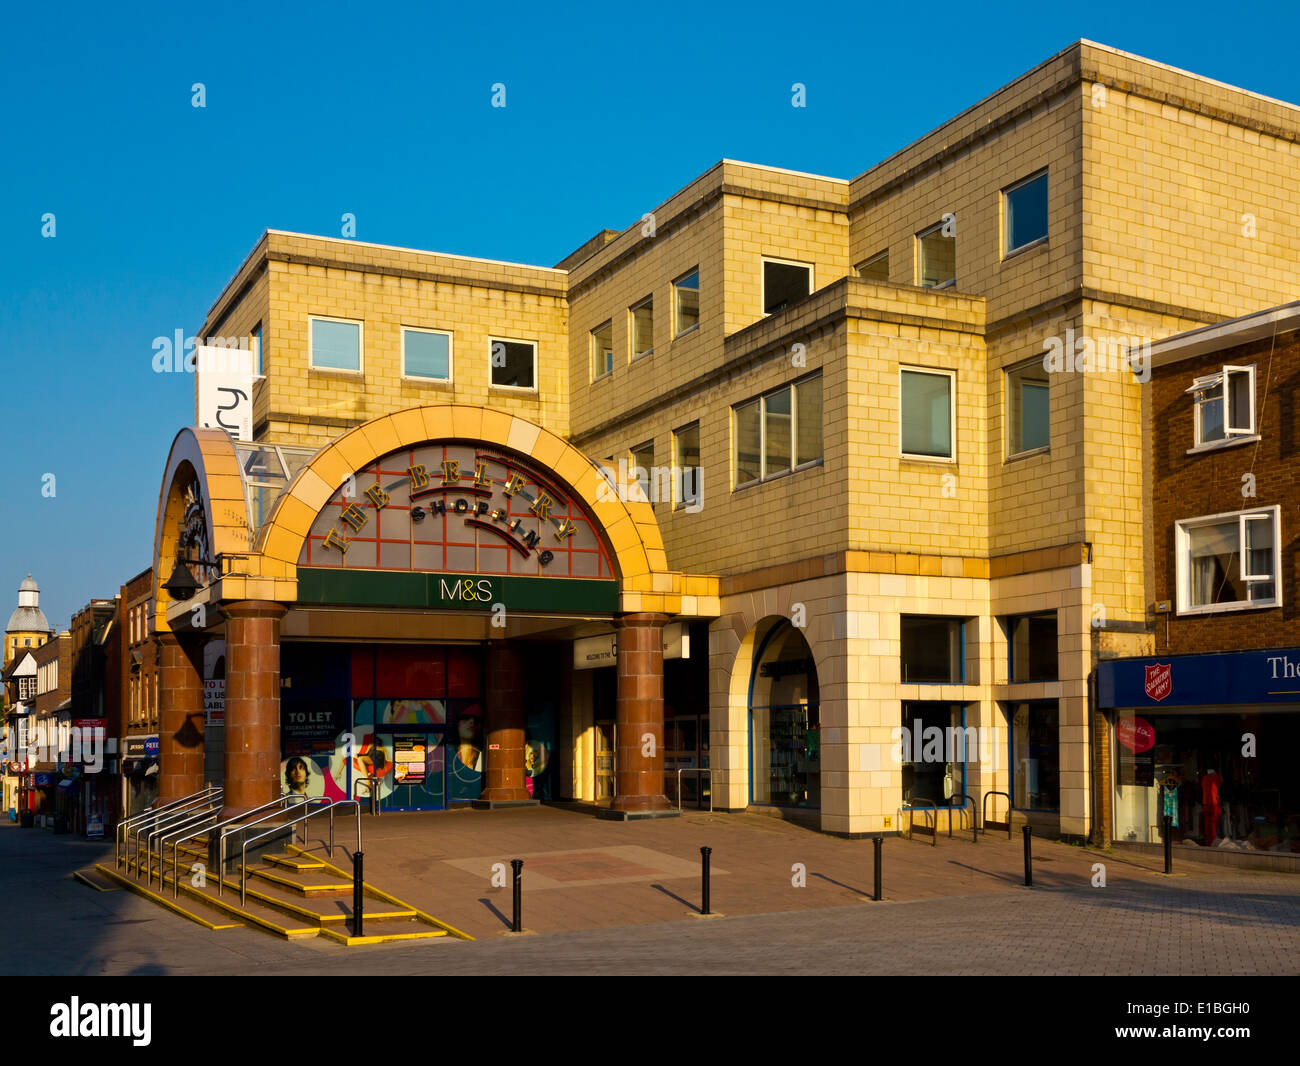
[630,298,654,360]
[1006,359,1050,456]
[762,258,812,315]
[1009,701,1060,810]
[591,322,613,380]
[490,338,536,390]
[857,250,889,283]
[250,324,263,376]
[901,703,969,804]
[674,269,700,335]
[1003,171,1049,254]
[309,316,362,372]
[900,616,964,683]
[1187,365,1256,447]
[1007,612,1058,682]
[917,222,955,288]
[629,441,655,503]
[733,374,822,488]
[1176,506,1281,613]
[900,368,954,460]
[402,327,452,381]
[672,422,701,511]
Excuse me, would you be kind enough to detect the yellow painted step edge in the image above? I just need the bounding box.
[247,867,353,894]
[287,844,476,942]
[318,926,448,946]
[212,874,415,925]
[73,870,117,893]
[93,865,243,931]
[117,860,319,939]
[262,854,327,871]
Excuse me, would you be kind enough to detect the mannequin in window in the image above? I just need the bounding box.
[1201,768,1224,846]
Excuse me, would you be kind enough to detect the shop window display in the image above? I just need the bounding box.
[1113,711,1300,850]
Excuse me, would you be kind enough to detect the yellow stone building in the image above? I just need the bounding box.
[153,40,1300,840]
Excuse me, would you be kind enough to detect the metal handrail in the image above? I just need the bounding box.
[675,767,714,812]
[116,786,221,866]
[217,795,330,896]
[138,801,222,883]
[162,793,307,898]
[352,775,381,816]
[983,790,1013,840]
[239,800,361,906]
[906,797,938,846]
[147,806,220,889]
[129,792,222,875]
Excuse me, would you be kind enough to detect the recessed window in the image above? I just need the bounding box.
[630,441,655,503]
[672,422,701,511]
[309,316,362,372]
[630,298,654,360]
[402,327,452,381]
[591,321,613,380]
[674,269,700,336]
[762,258,813,315]
[1007,612,1058,682]
[733,374,822,488]
[1010,701,1060,810]
[900,616,964,683]
[1004,171,1049,255]
[917,222,955,289]
[1006,359,1050,456]
[1177,506,1281,613]
[250,324,263,376]
[1187,364,1256,447]
[490,338,537,390]
[857,251,889,283]
[900,367,954,460]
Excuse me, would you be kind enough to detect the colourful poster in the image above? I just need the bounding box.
[394,734,427,784]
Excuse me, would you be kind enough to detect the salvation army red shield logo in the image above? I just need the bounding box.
[1144,662,1172,702]
[1117,716,1155,753]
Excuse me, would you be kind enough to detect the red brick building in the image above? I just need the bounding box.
[1100,301,1300,856]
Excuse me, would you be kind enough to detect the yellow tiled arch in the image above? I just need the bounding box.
[152,427,250,632]
[255,404,671,598]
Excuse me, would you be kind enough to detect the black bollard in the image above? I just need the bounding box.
[1163,815,1172,874]
[352,851,364,937]
[700,846,712,915]
[873,836,883,901]
[1022,825,1033,887]
[511,859,523,932]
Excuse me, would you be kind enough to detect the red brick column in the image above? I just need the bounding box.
[157,632,205,804]
[611,613,673,813]
[222,601,287,819]
[478,642,531,804]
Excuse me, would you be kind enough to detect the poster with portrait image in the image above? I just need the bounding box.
[448,701,483,801]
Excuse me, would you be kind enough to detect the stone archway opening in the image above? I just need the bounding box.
[748,617,820,810]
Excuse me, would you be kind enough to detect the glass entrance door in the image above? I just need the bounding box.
[665,716,710,809]
[595,721,616,803]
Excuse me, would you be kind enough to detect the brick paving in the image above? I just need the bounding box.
[3,808,1299,975]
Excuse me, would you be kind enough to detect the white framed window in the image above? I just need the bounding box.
[762,257,813,315]
[857,250,889,283]
[916,222,955,289]
[1003,170,1049,256]
[309,315,363,372]
[673,269,700,336]
[1176,505,1281,614]
[629,441,655,503]
[900,366,955,461]
[489,337,537,390]
[1006,358,1050,457]
[733,373,822,489]
[1186,364,1256,448]
[630,297,654,360]
[250,324,263,376]
[402,327,453,382]
[591,321,613,381]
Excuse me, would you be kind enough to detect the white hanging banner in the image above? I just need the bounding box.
[196,345,257,441]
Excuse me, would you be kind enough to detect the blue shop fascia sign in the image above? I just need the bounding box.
[1099,646,1300,709]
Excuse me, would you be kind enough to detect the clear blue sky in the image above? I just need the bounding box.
[1,0,1296,630]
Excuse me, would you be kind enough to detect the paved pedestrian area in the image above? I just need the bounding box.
[3,807,1299,975]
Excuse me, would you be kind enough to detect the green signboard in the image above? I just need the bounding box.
[297,567,618,614]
